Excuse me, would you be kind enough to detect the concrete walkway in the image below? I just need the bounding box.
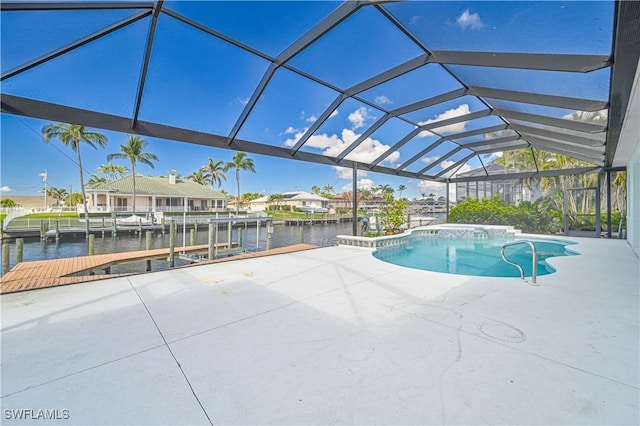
[1,237,638,424]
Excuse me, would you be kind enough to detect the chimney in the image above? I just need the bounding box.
[168,169,176,185]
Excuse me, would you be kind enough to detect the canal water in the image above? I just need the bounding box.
[1,215,445,276]
[0,222,356,276]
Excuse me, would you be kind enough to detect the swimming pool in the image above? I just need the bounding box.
[373,236,578,277]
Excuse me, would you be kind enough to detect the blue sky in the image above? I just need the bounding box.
[0,1,613,200]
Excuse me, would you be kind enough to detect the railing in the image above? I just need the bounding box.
[500,240,539,285]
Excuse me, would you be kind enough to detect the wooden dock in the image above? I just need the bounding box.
[0,243,317,295]
[284,217,355,226]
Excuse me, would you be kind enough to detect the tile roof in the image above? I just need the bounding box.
[86,176,226,199]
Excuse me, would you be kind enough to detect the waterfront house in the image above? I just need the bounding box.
[455,164,542,205]
[84,171,226,213]
[250,191,330,213]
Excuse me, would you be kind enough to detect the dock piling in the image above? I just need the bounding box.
[299,227,304,244]
[169,221,175,267]
[55,220,60,241]
[88,234,95,256]
[146,231,152,271]
[112,213,117,237]
[190,229,196,246]
[2,243,9,274]
[208,222,215,261]
[227,220,232,249]
[16,238,24,264]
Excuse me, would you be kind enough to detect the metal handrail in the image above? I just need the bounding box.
[500,240,539,285]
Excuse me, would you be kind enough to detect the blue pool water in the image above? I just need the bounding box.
[373,237,578,277]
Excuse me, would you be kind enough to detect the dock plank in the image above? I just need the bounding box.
[1,244,317,294]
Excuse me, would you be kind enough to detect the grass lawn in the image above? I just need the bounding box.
[267,211,361,220]
[21,212,79,218]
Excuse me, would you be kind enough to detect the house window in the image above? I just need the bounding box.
[165,198,183,207]
[201,200,208,210]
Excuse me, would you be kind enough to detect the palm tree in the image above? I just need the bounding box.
[201,157,227,189]
[88,174,107,185]
[46,187,69,207]
[322,184,335,198]
[107,135,159,213]
[268,193,284,211]
[612,171,627,213]
[311,185,321,195]
[224,152,256,215]
[42,123,107,225]
[65,192,84,207]
[97,163,129,181]
[187,170,209,186]
[397,184,407,199]
[376,184,394,196]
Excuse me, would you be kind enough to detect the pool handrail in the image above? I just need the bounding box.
[500,240,539,285]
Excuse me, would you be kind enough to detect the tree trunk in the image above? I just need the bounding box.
[132,162,136,213]
[236,168,240,215]
[76,143,90,224]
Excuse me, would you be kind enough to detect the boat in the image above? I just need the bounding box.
[116,215,153,226]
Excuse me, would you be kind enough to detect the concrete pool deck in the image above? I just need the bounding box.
[1,237,638,424]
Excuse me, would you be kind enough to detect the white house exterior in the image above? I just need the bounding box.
[619,60,640,256]
[250,191,330,213]
[84,173,226,213]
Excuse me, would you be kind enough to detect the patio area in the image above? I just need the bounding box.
[1,237,638,425]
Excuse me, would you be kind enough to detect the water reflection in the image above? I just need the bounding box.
[1,223,357,274]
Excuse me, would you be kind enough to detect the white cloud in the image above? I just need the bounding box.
[333,166,368,180]
[418,104,470,137]
[417,180,445,196]
[409,15,423,26]
[283,126,299,135]
[341,178,375,192]
[284,127,400,165]
[357,178,374,190]
[237,96,250,106]
[562,109,608,123]
[329,109,339,119]
[416,180,456,200]
[348,106,373,130]
[454,164,472,176]
[0,186,12,192]
[375,96,392,106]
[456,9,483,30]
[421,156,440,164]
[440,160,472,177]
[306,114,318,123]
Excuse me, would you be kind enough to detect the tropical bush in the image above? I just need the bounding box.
[449,196,554,234]
[378,193,409,234]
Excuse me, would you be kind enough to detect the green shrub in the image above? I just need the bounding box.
[449,196,554,234]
